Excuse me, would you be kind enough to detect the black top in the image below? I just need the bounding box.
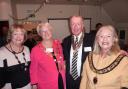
[0,61,30,88]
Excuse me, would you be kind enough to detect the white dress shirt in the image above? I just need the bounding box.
[70,32,83,76]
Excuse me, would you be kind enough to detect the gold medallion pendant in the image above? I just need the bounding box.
[93,77,98,84]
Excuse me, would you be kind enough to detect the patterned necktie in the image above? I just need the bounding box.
[71,37,79,80]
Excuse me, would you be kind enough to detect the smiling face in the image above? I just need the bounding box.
[97,27,115,52]
[11,28,25,45]
[41,26,52,40]
[70,16,84,36]
[38,23,53,41]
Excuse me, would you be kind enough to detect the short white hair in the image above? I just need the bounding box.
[36,22,53,36]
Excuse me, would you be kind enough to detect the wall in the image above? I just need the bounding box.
[0,2,127,45]
[16,4,79,22]
[80,5,115,30]
[15,4,114,41]
[0,2,115,41]
[0,0,13,24]
[117,23,128,44]
[16,4,114,30]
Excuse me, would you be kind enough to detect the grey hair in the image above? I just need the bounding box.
[36,22,53,36]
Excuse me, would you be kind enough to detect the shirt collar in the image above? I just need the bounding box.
[73,32,83,41]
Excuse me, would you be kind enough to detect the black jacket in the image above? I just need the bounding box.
[62,33,94,89]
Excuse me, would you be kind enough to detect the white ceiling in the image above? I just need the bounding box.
[11,0,128,23]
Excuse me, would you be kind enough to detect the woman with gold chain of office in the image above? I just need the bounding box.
[80,25,128,89]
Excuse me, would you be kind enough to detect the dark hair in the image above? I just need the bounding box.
[27,31,33,35]
[95,23,103,28]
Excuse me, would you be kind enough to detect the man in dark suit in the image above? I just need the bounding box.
[62,15,94,89]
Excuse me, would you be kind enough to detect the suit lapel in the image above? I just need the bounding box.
[81,33,89,74]
[66,36,72,73]
[67,37,72,60]
[82,33,87,62]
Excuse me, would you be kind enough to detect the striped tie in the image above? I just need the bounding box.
[71,37,79,80]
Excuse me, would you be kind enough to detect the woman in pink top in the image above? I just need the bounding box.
[30,22,66,89]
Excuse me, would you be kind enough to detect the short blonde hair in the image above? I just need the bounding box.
[7,24,27,42]
[93,25,120,54]
[36,22,53,36]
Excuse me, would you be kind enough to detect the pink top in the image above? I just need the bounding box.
[30,40,66,89]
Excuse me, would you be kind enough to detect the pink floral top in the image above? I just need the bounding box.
[30,40,66,89]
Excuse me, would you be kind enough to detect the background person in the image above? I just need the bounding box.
[0,26,9,47]
[24,31,37,51]
[0,24,31,89]
[62,15,94,89]
[95,23,103,31]
[80,25,128,89]
[90,23,103,39]
[30,22,66,89]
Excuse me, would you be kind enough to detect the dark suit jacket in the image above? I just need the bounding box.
[62,33,94,89]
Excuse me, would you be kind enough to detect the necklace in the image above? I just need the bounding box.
[93,55,100,85]
[93,76,98,84]
[72,33,84,50]
[88,52,125,84]
[9,43,28,71]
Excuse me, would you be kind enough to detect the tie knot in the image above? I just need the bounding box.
[75,37,78,44]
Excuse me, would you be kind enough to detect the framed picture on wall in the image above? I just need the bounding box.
[48,18,70,42]
[83,18,91,33]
